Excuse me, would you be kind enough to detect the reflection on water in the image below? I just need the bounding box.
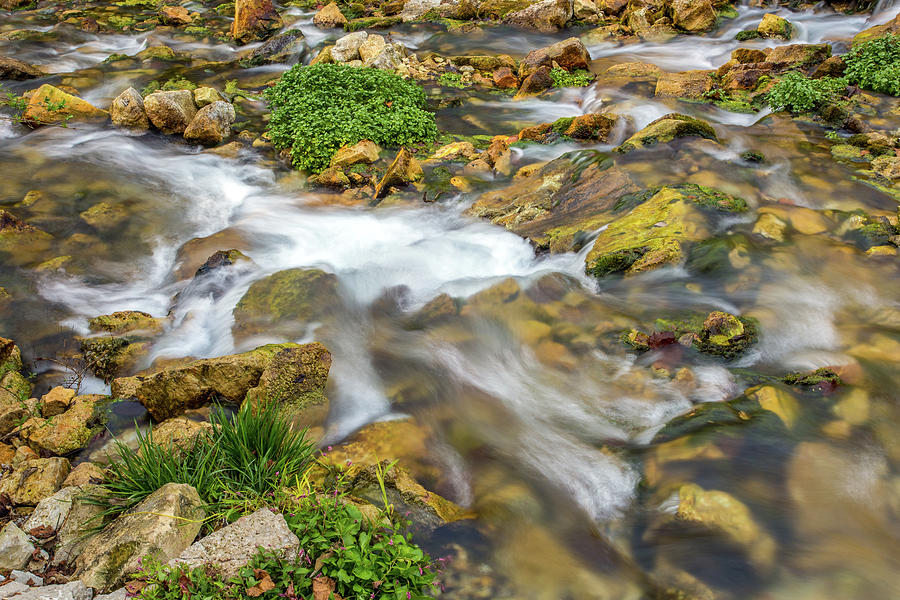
[2,1,900,599]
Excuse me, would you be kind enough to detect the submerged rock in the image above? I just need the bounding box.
[231,0,283,43]
[183,101,235,145]
[76,483,204,591]
[144,89,197,135]
[109,87,148,131]
[241,29,305,66]
[111,342,331,422]
[0,56,43,80]
[615,113,717,153]
[625,309,759,359]
[469,151,639,252]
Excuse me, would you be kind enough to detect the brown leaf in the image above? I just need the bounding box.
[124,580,147,595]
[647,331,677,349]
[313,549,334,574]
[312,576,336,600]
[29,525,55,539]
[246,569,275,597]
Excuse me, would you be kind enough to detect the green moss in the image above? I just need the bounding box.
[782,367,841,389]
[141,76,197,97]
[438,72,468,88]
[184,26,211,36]
[549,68,594,88]
[675,183,749,212]
[589,247,647,278]
[106,15,136,30]
[103,53,132,64]
[343,16,401,31]
[631,311,759,360]
[80,337,132,382]
[615,113,717,154]
[741,150,766,163]
[265,63,437,173]
[735,29,760,41]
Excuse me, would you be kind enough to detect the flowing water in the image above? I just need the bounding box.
[3,1,900,599]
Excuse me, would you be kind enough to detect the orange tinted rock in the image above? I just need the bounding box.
[231,0,283,43]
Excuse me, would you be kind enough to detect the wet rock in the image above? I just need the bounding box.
[752,212,787,241]
[19,394,103,456]
[872,155,900,180]
[493,66,519,88]
[109,87,148,131]
[671,0,715,32]
[309,167,351,189]
[374,147,424,199]
[159,5,192,25]
[746,385,799,429]
[765,43,831,70]
[615,113,717,153]
[313,2,348,29]
[782,367,842,393]
[757,13,793,39]
[330,139,381,168]
[243,343,332,424]
[183,101,235,146]
[516,65,553,96]
[241,29,305,66]
[231,0,283,43]
[469,151,639,252]
[0,523,35,572]
[520,37,590,77]
[136,45,176,61]
[731,48,767,64]
[645,483,777,574]
[504,0,573,33]
[811,55,845,78]
[150,417,212,452]
[330,31,368,62]
[143,89,198,135]
[22,84,107,125]
[89,311,163,335]
[76,483,205,592]
[654,70,714,99]
[350,461,467,535]
[232,268,340,339]
[852,11,900,45]
[519,113,616,143]
[111,342,330,421]
[0,457,70,505]
[170,508,298,577]
[602,61,663,82]
[0,56,43,80]
[192,87,222,108]
[80,201,128,230]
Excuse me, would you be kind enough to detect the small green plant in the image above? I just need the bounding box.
[843,34,900,96]
[0,84,73,128]
[549,67,594,88]
[438,72,467,88]
[766,72,848,113]
[95,402,316,527]
[265,63,438,172]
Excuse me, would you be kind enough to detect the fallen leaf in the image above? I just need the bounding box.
[29,525,55,539]
[313,576,339,600]
[313,549,335,573]
[246,569,275,597]
[124,580,147,595]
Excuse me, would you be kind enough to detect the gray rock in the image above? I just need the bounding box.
[0,522,34,572]
[364,43,406,71]
[92,590,125,600]
[183,101,235,146]
[0,582,92,600]
[143,90,197,135]
[8,572,41,586]
[109,88,148,131]
[0,582,30,599]
[401,0,441,22]
[22,486,80,533]
[331,31,368,63]
[170,508,299,577]
[51,485,106,566]
[75,482,204,592]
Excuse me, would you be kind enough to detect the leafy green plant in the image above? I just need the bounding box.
[549,68,594,88]
[130,487,439,600]
[843,34,900,96]
[95,402,316,526]
[766,72,848,113]
[437,72,467,88]
[264,63,438,172]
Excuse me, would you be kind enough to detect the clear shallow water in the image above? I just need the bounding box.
[2,2,900,599]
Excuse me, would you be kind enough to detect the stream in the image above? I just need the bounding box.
[2,1,900,598]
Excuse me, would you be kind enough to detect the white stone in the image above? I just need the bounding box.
[0,522,34,572]
[1,581,92,600]
[23,486,81,533]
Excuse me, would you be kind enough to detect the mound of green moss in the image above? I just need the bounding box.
[265,63,438,173]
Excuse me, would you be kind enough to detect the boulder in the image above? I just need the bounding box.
[0,372,32,436]
[615,113,717,154]
[0,336,23,379]
[192,87,222,108]
[757,13,793,39]
[240,29,306,66]
[0,56,43,80]
[0,522,34,572]
[400,0,442,21]
[655,70,714,99]
[76,483,205,592]
[520,37,590,77]
[330,31,368,63]
[0,209,53,261]
[183,101,235,145]
[671,0,715,32]
[232,269,340,340]
[504,0,573,33]
[159,5,192,25]
[516,65,553,97]
[468,151,639,252]
[765,43,831,70]
[598,0,627,14]
[63,462,105,487]
[52,484,107,566]
[88,310,163,335]
[19,394,103,455]
[149,416,212,451]
[143,89,197,135]
[41,386,75,417]
[170,509,299,577]
[108,88,149,130]
[493,66,519,88]
[0,582,93,600]
[330,139,381,168]
[852,11,900,45]
[22,485,82,533]
[313,2,348,29]
[243,342,332,425]
[111,342,331,422]
[518,113,616,143]
[363,42,406,70]
[231,0,283,43]
[22,84,107,125]
[645,483,777,573]
[0,457,70,505]
[374,147,424,199]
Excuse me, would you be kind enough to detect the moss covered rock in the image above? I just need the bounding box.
[232,268,340,340]
[0,457,70,506]
[624,310,759,359]
[757,13,793,40]
[89,310,164,335]
[615,113,717,153]
[22,84,107,125]
[19,394,105,456]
